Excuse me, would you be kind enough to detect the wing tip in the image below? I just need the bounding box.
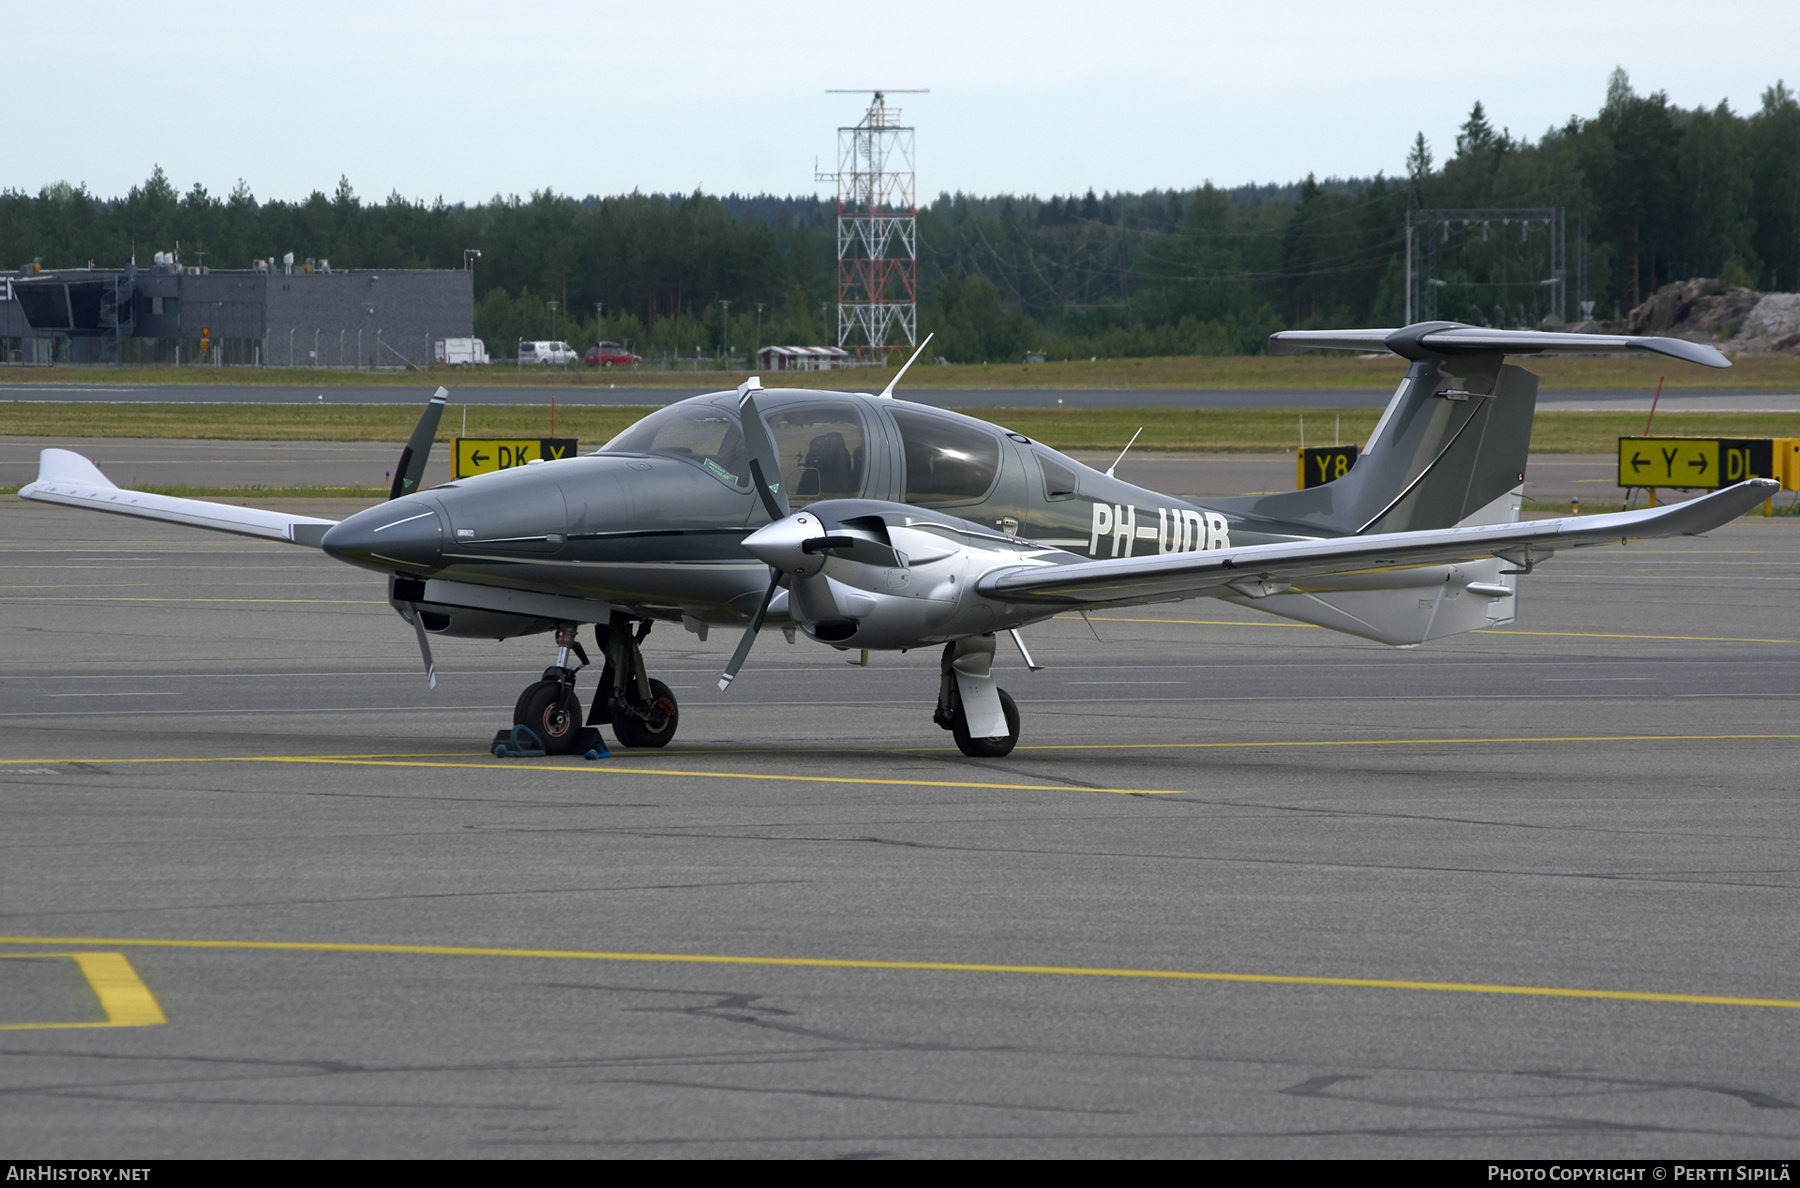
[34,449,116,490]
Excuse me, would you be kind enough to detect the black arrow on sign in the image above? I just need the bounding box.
[1630,452,1648,473]
[471,450,489,465]
[1689,457,1708,473]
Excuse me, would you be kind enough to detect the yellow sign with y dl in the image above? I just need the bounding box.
[1617,438,1773,490]
[454,437,578,478]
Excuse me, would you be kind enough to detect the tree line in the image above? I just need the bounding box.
[2,68,1795,362]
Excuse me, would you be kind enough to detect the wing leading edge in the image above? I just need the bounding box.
[978,479,1777,610]
[19,449,339,547]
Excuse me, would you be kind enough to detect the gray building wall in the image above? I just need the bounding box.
[262,269,474,369]
[1,265,473,368]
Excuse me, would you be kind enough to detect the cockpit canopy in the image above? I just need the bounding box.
[598,396,873,505]
[600,403,749,488]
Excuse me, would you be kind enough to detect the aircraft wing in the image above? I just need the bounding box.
[978,479,1776,609]
[18,448,339,547]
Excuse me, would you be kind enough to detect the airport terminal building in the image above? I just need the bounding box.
[0,257,473,368]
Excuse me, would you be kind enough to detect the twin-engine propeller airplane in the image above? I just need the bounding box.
[21,324,1776,757]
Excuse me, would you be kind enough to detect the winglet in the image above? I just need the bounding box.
[27,448,117,492]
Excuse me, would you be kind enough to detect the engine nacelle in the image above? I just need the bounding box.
[393,599,556,640]
[787,520,1039,650]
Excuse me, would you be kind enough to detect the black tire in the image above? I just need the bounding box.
[514,680,582,755]
[952,687,1019,758]
[611,678,679,749]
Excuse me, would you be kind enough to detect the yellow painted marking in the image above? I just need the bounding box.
[0,597,384,605]
[1475,629,1800,644]
[1059,615,1800,645]
[1,936,1795,1012]
[6,735,1800,769]
[1058,615,1314,628]
[0,952,166,1030]
[0,754,1182,795]
[1011,732,1800,752]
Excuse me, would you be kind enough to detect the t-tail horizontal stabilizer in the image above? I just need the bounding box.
[1269,323,1731,368]
[19,448,339,547]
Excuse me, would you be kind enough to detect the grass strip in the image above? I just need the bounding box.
[4,404,1797,454]
[1,353,1795,390]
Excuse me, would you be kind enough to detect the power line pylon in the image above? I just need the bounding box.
[819,89,926,361]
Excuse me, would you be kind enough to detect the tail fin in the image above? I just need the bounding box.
[1211,351,1535,534]
[1211,322,1729,536]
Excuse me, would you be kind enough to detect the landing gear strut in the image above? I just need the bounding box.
[511,622,591,755]
[586,612,680,748]
[935,635,1021,758]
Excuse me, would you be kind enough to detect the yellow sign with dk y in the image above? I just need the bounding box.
[454,437,578,478]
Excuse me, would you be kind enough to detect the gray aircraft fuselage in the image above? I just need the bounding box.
[319,388,1303,637]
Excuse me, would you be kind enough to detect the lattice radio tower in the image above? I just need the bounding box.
[818,89,925,359]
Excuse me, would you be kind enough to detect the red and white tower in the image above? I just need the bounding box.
[821,90,924,359]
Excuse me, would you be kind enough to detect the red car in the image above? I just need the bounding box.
[585,341,642,367]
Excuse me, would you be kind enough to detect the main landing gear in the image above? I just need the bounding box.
[933,635,1021,759]
[508,613,680,755]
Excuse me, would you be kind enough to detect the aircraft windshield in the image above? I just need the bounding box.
[599,404,748,486]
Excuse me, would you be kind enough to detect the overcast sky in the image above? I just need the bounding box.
[15,1,1800,206]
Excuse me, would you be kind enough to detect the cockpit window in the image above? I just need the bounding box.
[598,404,748,486]
[765,401,868,505]
[1035,449,1080,500]
[891,407,1002,504]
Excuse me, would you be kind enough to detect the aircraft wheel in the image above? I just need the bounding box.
[612,679,679,748]
[952,688,1019,758]
[514,680,583,755]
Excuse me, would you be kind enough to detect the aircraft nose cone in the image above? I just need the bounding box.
[741,512,827,576]
[321,499,445,572]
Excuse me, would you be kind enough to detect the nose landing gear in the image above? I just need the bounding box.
[509,622,593,755]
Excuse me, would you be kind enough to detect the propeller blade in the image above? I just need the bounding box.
[389,387,449,500]
[738,392,789,520]
[718,569,782,692]
[746,457,786,523]
[406,603,438,689]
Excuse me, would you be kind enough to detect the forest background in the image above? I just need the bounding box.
[2,69,1797,365]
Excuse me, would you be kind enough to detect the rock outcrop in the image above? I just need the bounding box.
[1613,278,1800,356]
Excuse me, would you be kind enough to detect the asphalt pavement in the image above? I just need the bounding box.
[2,500,1798,1157]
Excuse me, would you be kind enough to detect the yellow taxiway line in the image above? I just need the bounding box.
[5,733,1800,766]
[1063,615,1800,645]
[1013,732,1800,752]
[2,935,1795,1012]
[0,952,166,1030]
[0,753,1186,795]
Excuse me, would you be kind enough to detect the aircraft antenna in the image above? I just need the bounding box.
[818,90,927,363]
[1105,427,1144,478]
[876,332,934,398]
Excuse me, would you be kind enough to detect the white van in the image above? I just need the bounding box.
[519,340,579,365]
[434,337,490,367]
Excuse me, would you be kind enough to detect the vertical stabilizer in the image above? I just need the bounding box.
[1210,350,1535,536]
